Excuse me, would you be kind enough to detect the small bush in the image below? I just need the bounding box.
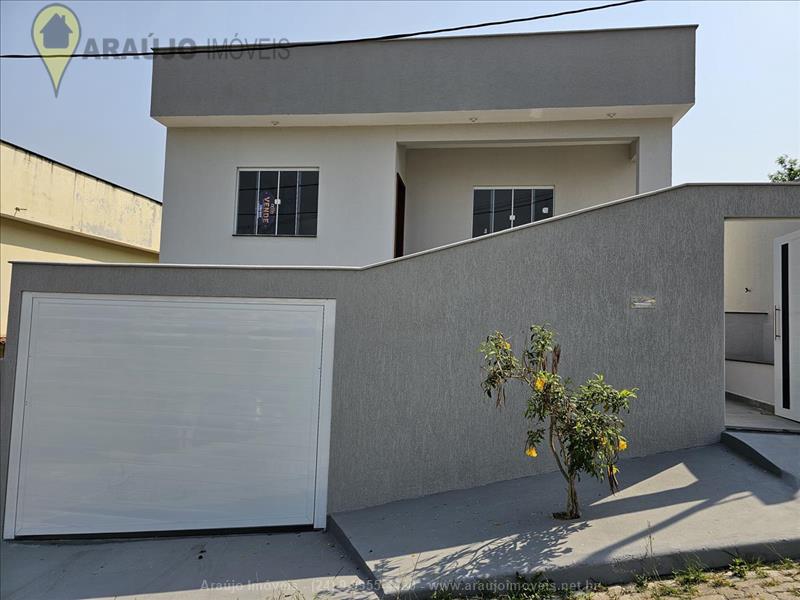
[480,324,637,519]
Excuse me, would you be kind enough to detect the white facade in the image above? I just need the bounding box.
[160,118,673,266]
[161,126,395,266]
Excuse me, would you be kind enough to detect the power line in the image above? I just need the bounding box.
[1,0,644,59]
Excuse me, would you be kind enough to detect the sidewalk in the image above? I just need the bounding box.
[332,444,800,598]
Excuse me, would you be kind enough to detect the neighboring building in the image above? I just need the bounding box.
[0,140,161,339]
[151,25,695,266]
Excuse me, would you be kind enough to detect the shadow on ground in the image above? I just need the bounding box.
[0,529,377,600]
[332,443,800,596]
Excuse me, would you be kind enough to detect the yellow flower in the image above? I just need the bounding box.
[618,437,628,451]
[502,341,511,350]
[525,446,538,458]
[534,377,546,392]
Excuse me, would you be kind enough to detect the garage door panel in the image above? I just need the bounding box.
[20,450,316,498]
[31,300,323,346]
[26,370,321,425]
[26,351,322,392]
[31,338,323,363]
[17,490,314,536]
[19,416,319,465]
[8,294,332,537]
[23,385,320,448]
[18,462,316,535]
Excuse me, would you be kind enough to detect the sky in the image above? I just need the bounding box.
[1,0,798,201]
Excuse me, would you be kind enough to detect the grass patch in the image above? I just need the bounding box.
[649,582,695,599]
[431,559,797,599]
[729,556,766,578]
[708,573,734,588]
[777,557,799,571]
[672,562,707,588]
[633,573,651,592]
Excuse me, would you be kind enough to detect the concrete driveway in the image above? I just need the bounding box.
[0,530,377,600]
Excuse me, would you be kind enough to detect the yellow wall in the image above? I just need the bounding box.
[0,141,161,337]
[0,218,158,336]
[1,142,161,253]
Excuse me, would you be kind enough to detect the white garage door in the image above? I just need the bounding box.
[4,293,335,538]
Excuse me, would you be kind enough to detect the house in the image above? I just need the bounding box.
[153,25,695,266]
[0,25,797,541]
[0,140,161,344]
[40,14,72,49]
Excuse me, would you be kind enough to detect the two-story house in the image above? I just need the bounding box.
[1,24,797,542]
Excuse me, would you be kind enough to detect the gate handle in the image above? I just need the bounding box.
[775,305,781,339]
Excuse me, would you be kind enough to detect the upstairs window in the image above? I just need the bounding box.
[236,169,319,236]
[472,187,554,238]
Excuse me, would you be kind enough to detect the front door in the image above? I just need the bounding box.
[774,229,800,422]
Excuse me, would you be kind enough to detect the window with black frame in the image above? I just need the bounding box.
[472,187,554,238]
[236,169,319,236]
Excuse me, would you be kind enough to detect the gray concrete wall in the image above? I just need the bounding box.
[151,26,696,118]
[2,184,798,525]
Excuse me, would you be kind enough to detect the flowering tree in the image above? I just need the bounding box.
[479,324,636,519]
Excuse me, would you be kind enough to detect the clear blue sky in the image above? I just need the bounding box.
[1,1,798,200]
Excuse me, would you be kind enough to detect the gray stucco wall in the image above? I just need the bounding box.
[150,26,696,118]
[1,184,798,525]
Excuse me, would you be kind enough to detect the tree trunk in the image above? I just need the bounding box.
[549,421,581,520]
[566,475,580,519]
[554,474,581,520]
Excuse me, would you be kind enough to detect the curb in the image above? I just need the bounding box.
[328,514,385,598]
[373,540,800,599]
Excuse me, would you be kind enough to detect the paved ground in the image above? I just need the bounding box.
[725,398,800,433]
[3,443,799,600]
[0,530,377,600]
[723,430,800,487]
[432,560,800,599]
[332,444,800,598]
